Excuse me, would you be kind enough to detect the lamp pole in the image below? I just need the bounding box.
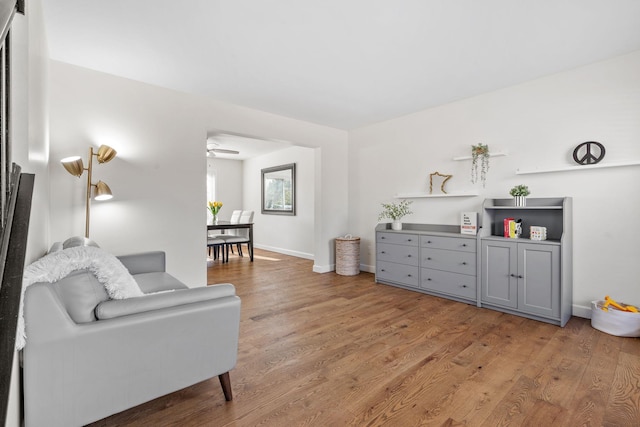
[85,147,94,238]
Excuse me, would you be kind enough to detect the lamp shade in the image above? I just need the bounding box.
[96,145,117,163]
[93,181,113,201]
[61,156,84,177]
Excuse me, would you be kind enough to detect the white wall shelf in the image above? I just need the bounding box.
[394,192,479,199]
[516,161,640,175]
[452,152,508,161]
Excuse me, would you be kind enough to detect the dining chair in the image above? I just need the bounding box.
[207,236,226,262]
[221,210,254,258]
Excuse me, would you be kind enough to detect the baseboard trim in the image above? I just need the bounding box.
[313,264,334,274]
[572,304,592,319]
[253,244,314,261]
[360,264,375,274]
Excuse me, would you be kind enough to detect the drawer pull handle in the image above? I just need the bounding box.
[518,275,524,279]
[462,285,467,288]
[381,251,386,254]
[407,274,412,277]
[510,274,516,277]
[462,262,467,265]
[462,244,467,247]
[407,255,412,258]
[427,257,432,260]
[381,269,386,272]
[427,240,432,243]
[407,239,412,242]
[381,236,386,239]
[427,278,432,281]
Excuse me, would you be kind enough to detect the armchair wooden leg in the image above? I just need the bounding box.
[218,372,233,401]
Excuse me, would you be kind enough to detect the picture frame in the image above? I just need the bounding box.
[261,163,296,215]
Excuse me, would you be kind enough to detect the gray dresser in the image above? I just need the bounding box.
[375,224,478,304]
[375,197,572,327]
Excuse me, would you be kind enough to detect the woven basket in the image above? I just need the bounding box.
[335,235,360,276]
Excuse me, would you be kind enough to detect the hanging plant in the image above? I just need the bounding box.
[471,143,490,187]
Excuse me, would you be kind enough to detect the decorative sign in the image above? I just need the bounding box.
[429,171,452,194]
[572,141,606,165]
[460,212,478,235]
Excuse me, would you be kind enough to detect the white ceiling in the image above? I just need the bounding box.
[42,0,640,133]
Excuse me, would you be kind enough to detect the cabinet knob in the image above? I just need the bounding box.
[462,285,467,288]
[510,274,516,277]
[518,275,524,279]
[381,269,385,272]
[462,262,467,265]
[427,278,432,281]
[381,236,385,239]
[427,240,432,243]
[407,274,412,277]
[381,251,385,254]
[427,257,432,260]
[407,254,412,258]
[407,239,412,242]
[462,244,467,247]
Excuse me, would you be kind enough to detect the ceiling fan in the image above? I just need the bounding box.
[206,142,239,157]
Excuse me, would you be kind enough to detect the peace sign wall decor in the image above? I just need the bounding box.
[572,141,606,165]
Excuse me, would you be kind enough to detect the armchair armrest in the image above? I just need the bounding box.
[23,282,241,427]
[117,251,166,274]
[95,284,236,320]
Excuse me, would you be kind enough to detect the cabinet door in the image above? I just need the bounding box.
[481,240,518,308]
[518,243,560,318]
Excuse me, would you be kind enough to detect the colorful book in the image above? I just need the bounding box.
[503,217,514,237]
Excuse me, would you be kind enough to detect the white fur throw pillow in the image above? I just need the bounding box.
[17,246,143,349]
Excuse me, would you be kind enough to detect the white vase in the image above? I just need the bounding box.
[391,220,402,231]
[514,196,526,207]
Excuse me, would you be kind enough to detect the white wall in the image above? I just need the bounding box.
[243,146,315,258]
[349,50,640,317]
[8,1,50,426]
[207,158,243,222]
[49,62,349,284]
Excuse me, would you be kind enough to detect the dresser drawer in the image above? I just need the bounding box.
[420,235,475,253]
[421,268,476,300]
[421,248,476,275]
[377,232,419,246]
[377,261,420,288]
[377,242,419,266]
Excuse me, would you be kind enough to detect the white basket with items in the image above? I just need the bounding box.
[591,296,640,337]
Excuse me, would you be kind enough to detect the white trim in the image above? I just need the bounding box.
[313,263,334,273]
[253,243,314,260]
[572,304,592,319]
[360,264,375,274]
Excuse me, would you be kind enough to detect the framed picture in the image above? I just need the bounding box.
[261,163,295,215]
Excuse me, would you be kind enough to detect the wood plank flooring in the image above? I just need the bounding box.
[89,249,640,426]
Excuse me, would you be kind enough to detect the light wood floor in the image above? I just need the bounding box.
[90,248,640,426]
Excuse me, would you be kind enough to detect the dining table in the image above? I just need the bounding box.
[207,221,254,262]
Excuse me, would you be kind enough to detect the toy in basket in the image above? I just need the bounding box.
[591,296,640,337]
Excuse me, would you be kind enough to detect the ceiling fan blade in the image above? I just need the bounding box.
[209,148,240,154]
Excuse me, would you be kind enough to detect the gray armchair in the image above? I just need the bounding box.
[21,251,241,427]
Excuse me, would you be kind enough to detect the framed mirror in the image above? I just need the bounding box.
[262,163,296,215]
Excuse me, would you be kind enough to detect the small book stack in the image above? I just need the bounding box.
[530,226,548,241]
[503,218,522,238]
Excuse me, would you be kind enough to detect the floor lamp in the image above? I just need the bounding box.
[61,144,117,238]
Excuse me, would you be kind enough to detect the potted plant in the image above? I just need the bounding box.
[471,143,490,187]
[509,185,530,207]
[378,199,413,230]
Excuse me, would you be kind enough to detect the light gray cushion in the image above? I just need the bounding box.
[95,284,237,320]
[117,251,166,275]
[50,270,110,323]
[132,272,189,293]
[62,236,100,249]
